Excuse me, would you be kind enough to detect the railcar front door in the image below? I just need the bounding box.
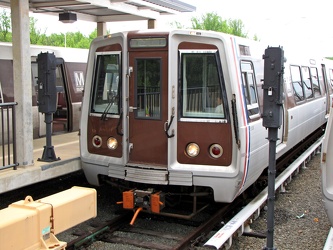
[128,51,168,166]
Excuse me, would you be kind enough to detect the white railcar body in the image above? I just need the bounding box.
[80,29,331,203]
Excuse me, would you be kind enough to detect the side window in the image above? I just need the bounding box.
[31,62,38,97]
[290,65,304,102]
[0,80,3,103]
[240,61,259,118]
[180,50,225,119]
[329,68,333,90]
[91,52,121,115]
[301,66,313,99]
[310,67,321,97]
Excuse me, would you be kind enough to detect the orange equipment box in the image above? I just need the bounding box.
[0,186,97,250]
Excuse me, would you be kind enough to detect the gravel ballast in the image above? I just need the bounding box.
[229,153,331,249]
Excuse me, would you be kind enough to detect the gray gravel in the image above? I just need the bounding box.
[229,153,331,250]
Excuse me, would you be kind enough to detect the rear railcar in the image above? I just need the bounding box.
[0,43,87,139]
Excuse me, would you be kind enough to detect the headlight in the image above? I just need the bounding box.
[186,143,200,157]
[209,144,223,158]
[92,135,102,148]
[107,137,118,150]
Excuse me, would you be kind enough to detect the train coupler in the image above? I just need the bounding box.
[118,189,165,214]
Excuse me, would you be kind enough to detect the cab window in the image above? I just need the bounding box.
[180,50,226,120]
[91,52,121,115]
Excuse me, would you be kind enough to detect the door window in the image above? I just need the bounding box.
[290,65,304,102]
[135,58,161,119]
[310,67,321,97]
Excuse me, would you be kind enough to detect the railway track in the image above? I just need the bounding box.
[65,200,241,250]
[61,135,323,250]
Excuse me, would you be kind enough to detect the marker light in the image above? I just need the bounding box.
[209,144,223,158]
[107,137,118,150]
[186,143,200,157]
[92,135,102,148]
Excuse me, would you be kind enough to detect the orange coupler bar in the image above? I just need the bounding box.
[120,189,165,213]
[0,186,97,250]
[119,189,165,225]
[122,190,135,209]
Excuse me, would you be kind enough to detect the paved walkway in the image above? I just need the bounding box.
[0,132,81,194]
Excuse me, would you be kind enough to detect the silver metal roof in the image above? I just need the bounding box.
[0,0,196,22]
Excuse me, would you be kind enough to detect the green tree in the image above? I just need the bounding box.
[227,19,247,38]
[0,9,11,42]
[46,33,65,47]
[253,34,260,41]
[169,21,185,29]
[30,17,47,45]
[191,12,247,38]
[65,31,91,48]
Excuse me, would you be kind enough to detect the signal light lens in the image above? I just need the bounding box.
[92,135,102,148]
[209,144,223,158]
[186,143,200,157]
[107,137,118,150]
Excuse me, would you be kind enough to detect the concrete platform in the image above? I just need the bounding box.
[0,132,81,194]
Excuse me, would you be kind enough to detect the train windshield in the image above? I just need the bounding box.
[91,52,121,115]
[180,50,225,119]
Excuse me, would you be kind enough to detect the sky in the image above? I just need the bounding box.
[27,0,333,57]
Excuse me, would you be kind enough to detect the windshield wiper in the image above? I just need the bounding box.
[101,91,117,121]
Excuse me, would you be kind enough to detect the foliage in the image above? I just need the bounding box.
[169,21,185,29]
[30,17,48,45]
[191,12,248,38]
[0,9,249,47]
[227,19,247,38]
[0,9,11,42]
[0,8,96,48]
[253,34,260,41]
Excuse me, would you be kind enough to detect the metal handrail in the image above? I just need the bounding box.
[0,102,18,170]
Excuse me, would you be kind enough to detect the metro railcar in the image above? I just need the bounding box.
[80,29,333,210]
[322,106,333,226]
[321,58,333,227]
[0,42,88,138]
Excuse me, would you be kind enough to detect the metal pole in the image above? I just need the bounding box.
[265,127,278,250]
[262,46,284,250]
[38,113,60,162]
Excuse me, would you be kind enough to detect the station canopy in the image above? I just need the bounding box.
[0,0,196,22]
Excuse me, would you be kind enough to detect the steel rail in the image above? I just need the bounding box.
[65,212,132,250]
